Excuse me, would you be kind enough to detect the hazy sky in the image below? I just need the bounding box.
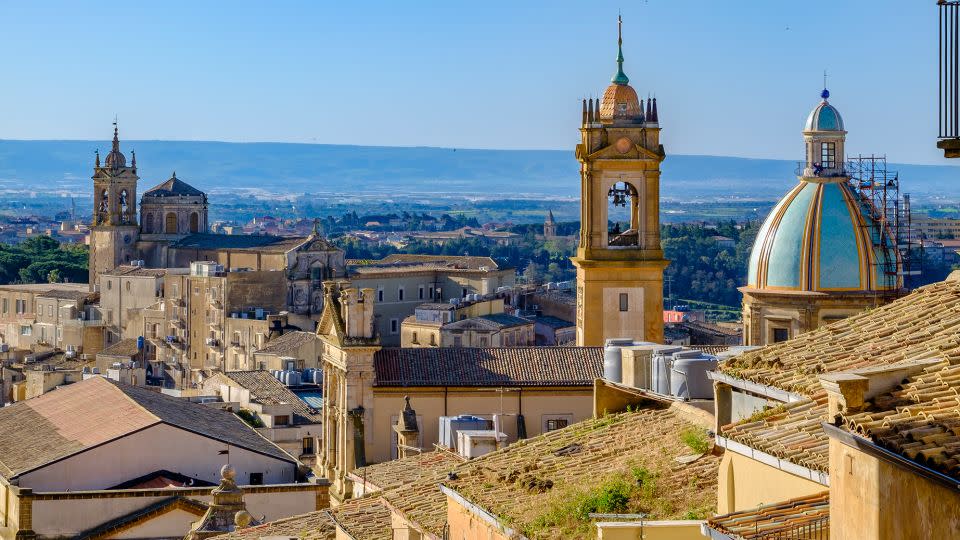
[0,1,948,164]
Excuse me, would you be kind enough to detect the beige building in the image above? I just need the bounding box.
[315,281,602,504]
[0,284,101,357]
[250,330,321,371]
[347,254,515,346]
[0,376,325,539]
[399,297,507,347]
[703,275,960,539]
[571,17,668,346]
[439,313,534,347]
[203,371,323,469]
[913,216,960,239]
[741,91,901,346]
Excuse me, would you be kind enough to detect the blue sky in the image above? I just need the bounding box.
[0,1,946,164]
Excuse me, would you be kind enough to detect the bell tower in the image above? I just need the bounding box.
[89,123,140,290]
[571,16,668,346]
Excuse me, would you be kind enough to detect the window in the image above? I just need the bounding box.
[248,472,263,485]
[274,415,290,426]
[479,337,488,347]
[398,287,404,301]
[47,305,53,317]
[429,286,434,299]
[107,310,114,324]
[390,318,399,334]
[453,336,462,347]
[302,437,315,455]
[462,288,468,298]
[546,418,569,432]
[107,280,112,291]
[820,142,836,169]
[772,328,790,343]
[165,212,178,234]
[411,331,419,344]
[377,289,384,302]
[418,286,424,300]
[20,326,31,336]
[190,212,199,233]
[619,293,629,312]
[2,298,6,314]
[125,281,131,292]
[429,334,437,346]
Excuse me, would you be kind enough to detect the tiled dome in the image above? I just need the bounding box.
[804,90,845,132]
[747,179,898,292]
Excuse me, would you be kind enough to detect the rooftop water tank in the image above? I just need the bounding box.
[603,338,640,383]
[670,352,719,400]
[438,415,493,449]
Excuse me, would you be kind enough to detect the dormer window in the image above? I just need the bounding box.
[820,142,836,169]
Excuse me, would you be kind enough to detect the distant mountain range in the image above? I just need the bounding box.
[0,140,957,201]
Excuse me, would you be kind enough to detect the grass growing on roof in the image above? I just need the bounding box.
[680,427,711,454]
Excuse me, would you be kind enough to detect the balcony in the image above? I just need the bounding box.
[939,1,960,156]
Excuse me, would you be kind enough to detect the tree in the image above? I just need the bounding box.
[523,262,544,285]
[47,269,62,283]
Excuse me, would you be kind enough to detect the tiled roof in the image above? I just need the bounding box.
[217,371,323,424]
[443,313,532,331]
[102,265,169,277]
[98,338,141,357]
[170,233,309,253]
[441,405,720,538]
[0,377,292,478]
[143,176,205,197]
[720,279,960,397]
[690,345,732,355]
[255,331,317,356]
[349,449,465,492]
[720,397,830,472]
[77,496,208,540]
[532,315,575,329]
[211,509,336,540]
[377,254,500,270]
[327,495,393,540]
[373,347,603,387]
[349,254,507,276]
[35,288,96,301]
[706,491,829,539]
[838,361,960,481]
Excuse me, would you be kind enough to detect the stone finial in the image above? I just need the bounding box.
[398,395,419,432]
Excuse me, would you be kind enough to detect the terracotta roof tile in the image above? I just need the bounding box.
[216,371,323,425]
[721,398,831,472]
[706,491,829,539]
[373,347,603,387]
[212,509,336,539]
[349,449,464,492]
[328,496,393,540]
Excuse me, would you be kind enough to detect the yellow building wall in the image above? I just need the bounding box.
[830,439,960,540]
[369,388,593,464]
[717,451,827,514]
[445,492,512,540]
[597,521,706,540]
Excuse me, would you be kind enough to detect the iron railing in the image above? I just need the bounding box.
[940,1,960,140]
[745,516,830,539]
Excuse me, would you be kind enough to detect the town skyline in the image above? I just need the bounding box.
[0,1,946,164]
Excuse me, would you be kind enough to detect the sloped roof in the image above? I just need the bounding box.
[440,405,720,538]
[443,313,532,331]
[349,448,465,492]
[169,233,308,253]
[143,176,205,198]
[254,331,317,356]
[327,496,393,540]
[77,496,208,540]
[706,491,830,539]
[216,371,322,425]
[209,509,337,540]
[98,338,141,357]
[719,277,960,480]
[373,346,603,387]
[0,377,292,478]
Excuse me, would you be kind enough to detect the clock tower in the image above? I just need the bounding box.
[89,123,140,290]
[572,16,668,346]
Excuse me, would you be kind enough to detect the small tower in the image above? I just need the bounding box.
[89,123,140,290]
[184,464,259,539]
[571,16,669,345]
[543,210,557,238]
[393,396,420,459]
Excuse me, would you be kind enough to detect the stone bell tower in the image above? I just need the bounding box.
[571,16,668,346]
[89,123,140,290]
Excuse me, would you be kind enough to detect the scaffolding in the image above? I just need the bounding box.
[846,155,918,297]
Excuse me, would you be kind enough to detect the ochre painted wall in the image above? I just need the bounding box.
[829,439,960,539]
[717,451,827,514]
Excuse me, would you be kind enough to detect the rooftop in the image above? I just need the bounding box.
[169,233,311,253]
[349,254,505,276]
[98,338,141,357]
[532,315,576,329]
[102,265,170,278]
[254,331,317,356]
[143,174,205,198]
[442,313,532,331]
[442,404,719,538]
[215,371,322,425]
[706,491,830,540]
[349,449,465,493]
[373,346,603,387]
[210,509,336,539]
[0,376,292,478]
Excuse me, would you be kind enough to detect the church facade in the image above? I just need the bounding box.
[87,125,346,322]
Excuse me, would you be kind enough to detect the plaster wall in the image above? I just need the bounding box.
[597,521,706,540]
[717,451,826,514]
[829,438,960,540]
[18,423,295,491]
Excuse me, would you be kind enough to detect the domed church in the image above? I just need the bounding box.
[741,89,902,346]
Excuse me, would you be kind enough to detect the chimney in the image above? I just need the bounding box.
[819,359,943,420]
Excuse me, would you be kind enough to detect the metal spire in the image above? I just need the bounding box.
[612,14,629,85]
[821,70,830,100]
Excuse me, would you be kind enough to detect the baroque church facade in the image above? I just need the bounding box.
[88,125,346,321]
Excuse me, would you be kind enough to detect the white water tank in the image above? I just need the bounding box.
[670,352,719,400]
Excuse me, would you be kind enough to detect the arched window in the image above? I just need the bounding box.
[144,213,153,233]
[607,181,640,246]
[119,189,129,221]
[189,212,199,233]
[165,212,178,234]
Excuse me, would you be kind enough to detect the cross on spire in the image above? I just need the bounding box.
[612,14,629,85]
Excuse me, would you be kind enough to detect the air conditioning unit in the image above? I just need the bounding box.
[205,338,218,346]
